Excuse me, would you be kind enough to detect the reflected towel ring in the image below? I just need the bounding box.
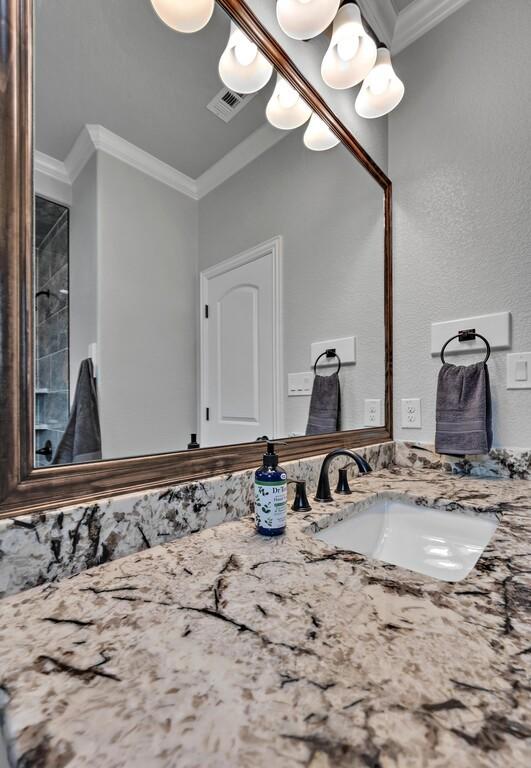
[440,330,491,365]
[313,348,341,375]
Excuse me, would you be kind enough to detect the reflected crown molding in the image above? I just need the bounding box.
[356,0,396,49]
[357,0,471,54]
[34,123,288,203]
[34,151,72,205]
[196,123,285,198]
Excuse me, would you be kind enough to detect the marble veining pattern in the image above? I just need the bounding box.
[0,466,529,767]
[0,442,394,598]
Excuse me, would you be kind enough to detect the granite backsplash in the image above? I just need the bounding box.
[0,442,394,598]
[396,441,531,479]
[1,439,528,599]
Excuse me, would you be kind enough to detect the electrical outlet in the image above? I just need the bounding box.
[401,398,422,428]
[364,399,382,426]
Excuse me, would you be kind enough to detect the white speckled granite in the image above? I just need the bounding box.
[0,465,529,767]
[0,442,394,598]
[396,441,531,479]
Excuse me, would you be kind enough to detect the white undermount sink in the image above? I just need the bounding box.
[314,496,498,582]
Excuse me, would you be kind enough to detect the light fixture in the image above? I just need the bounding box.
[276,0,341,41]
[219,23,273,94]
[266,75,312,130]
[303,113,340,151]
[355,46,404,118]
[150,0,214,34]
[321,3,377,90]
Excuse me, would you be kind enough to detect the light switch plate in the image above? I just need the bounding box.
[288,372,313,396]
[364,399,382,426]
[401,398,422,428]
[507,352,531,389]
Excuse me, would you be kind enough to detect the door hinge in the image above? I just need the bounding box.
[206,407,210,421]
[204,304,209,319]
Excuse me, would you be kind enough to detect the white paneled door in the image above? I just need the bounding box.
[200,238,282,447]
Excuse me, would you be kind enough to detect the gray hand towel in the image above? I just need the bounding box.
[52,359,102,464]
[305,372,341,436]
[435,361,492,456]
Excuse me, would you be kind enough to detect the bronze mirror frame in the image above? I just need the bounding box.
[0,0,392,517]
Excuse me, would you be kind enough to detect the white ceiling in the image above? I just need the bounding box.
[34,0,272,179]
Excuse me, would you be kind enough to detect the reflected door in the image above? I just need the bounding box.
[200,240,282,446]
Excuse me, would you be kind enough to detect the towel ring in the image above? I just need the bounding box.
[313,349,341,375]
[440,330,491,365]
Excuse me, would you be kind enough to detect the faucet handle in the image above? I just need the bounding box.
[335,466,352,495]
[287,479,312,512]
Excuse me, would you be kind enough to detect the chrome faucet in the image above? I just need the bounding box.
[315,448,372,502]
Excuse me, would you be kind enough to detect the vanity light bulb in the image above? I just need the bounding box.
[219,23,273,94]
[265,74,312,130]
[276,0,340,41]
[277,79,299,109]
[321,3,377,90]
[355,46,404,118]
[367,68,390,96]
[303,112,340,151]
[234,37,258,67]
[150,0,214,34]
[336,35,360,62]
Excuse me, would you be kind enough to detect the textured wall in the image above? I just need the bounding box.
[389,0,531,447]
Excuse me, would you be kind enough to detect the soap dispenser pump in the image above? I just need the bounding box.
[254,442,287,536]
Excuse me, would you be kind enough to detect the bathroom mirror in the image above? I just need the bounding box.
[0,0,392,514]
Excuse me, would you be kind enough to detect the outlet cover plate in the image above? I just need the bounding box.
[364,399,383,426]
[401,398,422,429]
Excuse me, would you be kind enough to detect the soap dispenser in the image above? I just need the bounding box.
[254,442,287,536]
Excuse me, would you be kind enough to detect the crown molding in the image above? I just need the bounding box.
[357,0,397,48]
[392,0,472,53]
[34,151,72,205]
[63,125,95,183]
[86,125,200,199]
[34,150,70,186]
[34,122,288,202]
[196,123,287,198]
[357,0,472,54]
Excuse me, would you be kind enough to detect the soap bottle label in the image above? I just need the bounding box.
[255,478,287,531]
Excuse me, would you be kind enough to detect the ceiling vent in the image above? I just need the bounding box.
[206,87,256,123]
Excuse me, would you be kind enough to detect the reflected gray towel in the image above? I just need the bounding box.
[53,359,101,464]
[305,373,341,436]
[435,362,492,456]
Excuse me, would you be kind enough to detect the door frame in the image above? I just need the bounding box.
[199,236,283,446]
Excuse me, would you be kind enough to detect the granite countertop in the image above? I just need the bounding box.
[0,466,530,767]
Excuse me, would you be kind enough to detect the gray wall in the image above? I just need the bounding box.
[390,0,531,447]
[246,0,388,173]
[97,153,198,459]
[70,153,98,400]
[198,129,385,436]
